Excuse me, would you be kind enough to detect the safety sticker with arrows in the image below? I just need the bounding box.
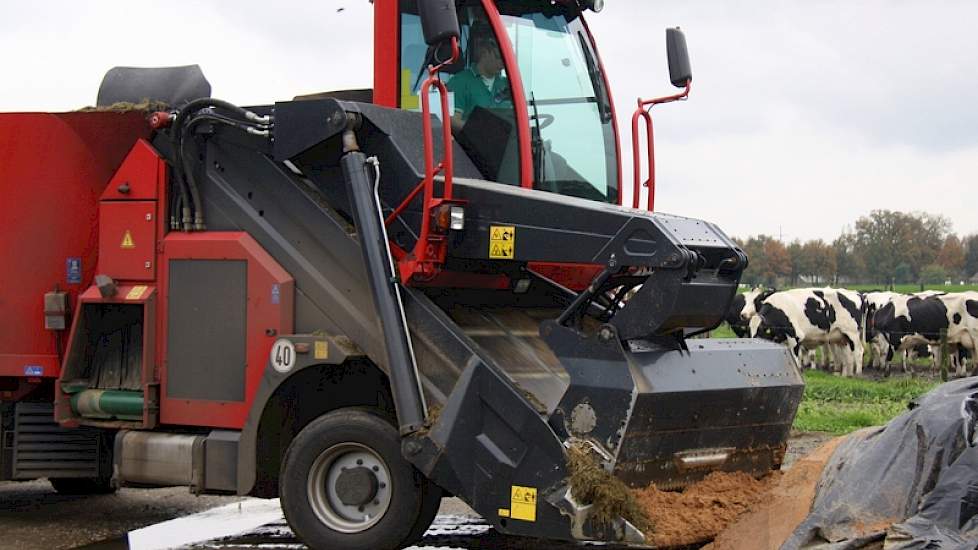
[510,485,537,522]
[489,225,515,259]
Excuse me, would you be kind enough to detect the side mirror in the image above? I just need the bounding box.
[418,0,460,46]
[666,27,692,88]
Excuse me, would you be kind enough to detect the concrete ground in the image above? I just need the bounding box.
[0,431,835,549]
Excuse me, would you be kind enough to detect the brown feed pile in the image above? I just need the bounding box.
[633,470,782,547]
[705,434,849,550]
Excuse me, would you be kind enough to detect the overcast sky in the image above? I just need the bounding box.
[2,1,975,242]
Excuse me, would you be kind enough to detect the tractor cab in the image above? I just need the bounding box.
[375,0,623,205]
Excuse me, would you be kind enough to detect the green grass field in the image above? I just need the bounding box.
[793,370,938,434]
[706,323,942,434]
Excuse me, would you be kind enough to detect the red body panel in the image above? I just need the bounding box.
[373,0,399,108]
[101,140,163,201]
[98,201,157,281]
[528,262,604,292]
[0,112,150,379]
[158,232,294,429]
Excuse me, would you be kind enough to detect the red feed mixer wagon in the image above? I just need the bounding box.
[0,2,802,549]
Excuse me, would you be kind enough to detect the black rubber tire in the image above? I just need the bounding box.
[49,477,116,495]
[400,482,443,547]
[280,409,437,550]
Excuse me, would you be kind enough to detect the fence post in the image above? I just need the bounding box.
[939,328,949,382]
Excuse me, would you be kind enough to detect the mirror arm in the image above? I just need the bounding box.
[638,78,691,109]
[631,79,691,212]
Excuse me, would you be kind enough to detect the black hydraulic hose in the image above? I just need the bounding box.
[171,98,271,230]
[180,114,268,230]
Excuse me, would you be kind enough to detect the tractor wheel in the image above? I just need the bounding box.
[49,476,115,495]
[280,409,439,550]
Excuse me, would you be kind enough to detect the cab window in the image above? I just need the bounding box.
[399,1,521,186]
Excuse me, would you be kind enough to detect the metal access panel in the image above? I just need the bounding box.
[98,201,157,281]
[166,259,247,402]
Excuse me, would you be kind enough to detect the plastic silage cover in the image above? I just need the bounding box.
[784,377,978,550]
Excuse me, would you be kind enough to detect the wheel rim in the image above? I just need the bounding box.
[306,442,393,534]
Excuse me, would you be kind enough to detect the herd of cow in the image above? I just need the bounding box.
[724,287,978,377]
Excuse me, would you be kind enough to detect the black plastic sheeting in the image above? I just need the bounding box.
[784,377,978,549]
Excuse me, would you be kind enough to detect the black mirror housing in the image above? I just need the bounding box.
[666,27,692,88]
[418,0,460,46]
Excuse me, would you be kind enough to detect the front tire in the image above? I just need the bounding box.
[49,476,115,495]
[280,409,438,550]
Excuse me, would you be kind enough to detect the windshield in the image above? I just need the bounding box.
[497,3,618,203]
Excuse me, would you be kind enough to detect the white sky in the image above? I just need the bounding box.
[2,1,976,242]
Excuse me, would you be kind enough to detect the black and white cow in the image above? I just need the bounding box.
[937,291,978,376]
[864,291,901,368]
[872,293,975,376]
[725,287,776,338]
[750,288,865,376]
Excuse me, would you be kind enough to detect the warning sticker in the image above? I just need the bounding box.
[314,340,329,360]
[489,225,515,259]
[121,230,135,249]
[510,485,537,522]
[126,286,148,300]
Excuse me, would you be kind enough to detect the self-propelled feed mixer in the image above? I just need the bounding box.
[0,1,802,548]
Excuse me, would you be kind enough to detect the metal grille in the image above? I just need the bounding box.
[13,403,100,480]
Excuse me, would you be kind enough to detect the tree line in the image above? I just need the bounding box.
[735,210,978,287]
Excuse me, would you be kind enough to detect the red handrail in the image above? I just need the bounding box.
[631,79,691,212]
[394,37,461,283]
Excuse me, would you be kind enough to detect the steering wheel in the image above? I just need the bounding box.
[531,112,555,131]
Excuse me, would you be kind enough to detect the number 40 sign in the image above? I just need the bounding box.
[270,338,297,373]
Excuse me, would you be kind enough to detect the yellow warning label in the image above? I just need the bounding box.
[121,230,135,249]
[510,485,537,522]
[498,508,511,518]
[314,340,329,360]
[126,285,148,301]
[489,225,515,259]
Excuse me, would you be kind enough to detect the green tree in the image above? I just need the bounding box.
[853,210,950,285]
[738,235,791,287]
[832,233,864,284]
[802,239,836,285]
[964,234,978,278]
[787,240,804,286]
[936,234,965,279]
[921,263,948,284]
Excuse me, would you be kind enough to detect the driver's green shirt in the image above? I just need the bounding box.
[447,68,511,120]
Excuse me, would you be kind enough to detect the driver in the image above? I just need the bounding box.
[447,28,511,129]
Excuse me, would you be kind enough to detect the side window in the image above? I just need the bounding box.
[399,1,521,186]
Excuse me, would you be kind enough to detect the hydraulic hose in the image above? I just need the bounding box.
[170,99,272,231]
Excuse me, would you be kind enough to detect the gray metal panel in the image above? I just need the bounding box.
[204,430,240,492]
[167,259,248,401]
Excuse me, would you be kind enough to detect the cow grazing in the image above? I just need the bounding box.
[750,288,865,377]
[725,287,775,338]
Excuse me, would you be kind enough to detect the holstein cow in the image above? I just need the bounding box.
[872,294,975,376]
[864,291,901,368]
[725,287,776,338]
[750,288,865,377]
[937,291,978,376]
